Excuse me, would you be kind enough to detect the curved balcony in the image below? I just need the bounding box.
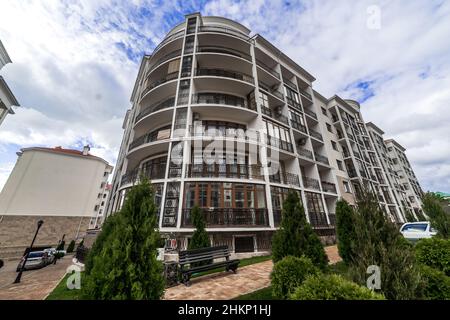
[140,72,178,102]
[120,164,167,187]
[191,92,258,123]
[196,68,254,84]
[198,25,250,42]
[188,125,261,146]
[152,29,184,56]
[181,208,269,228]
[135,97,175,124]
[145,49,182,79]
[197,45,251,62]
[187,163,264,181]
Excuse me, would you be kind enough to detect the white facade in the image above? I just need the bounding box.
[0,146,113,217]
[0,40,19,126]
[105,13,424,253]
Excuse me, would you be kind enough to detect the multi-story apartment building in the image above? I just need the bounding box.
[0,40,20,126]
[90,183,112,229]
[106,13,423,254]
[0,146,113,257]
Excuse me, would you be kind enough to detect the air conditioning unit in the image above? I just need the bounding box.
[297,138,307,146]
[193,112,200,121]
[275,107,282,116]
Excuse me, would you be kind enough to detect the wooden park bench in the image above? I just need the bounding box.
[179,245,240,286]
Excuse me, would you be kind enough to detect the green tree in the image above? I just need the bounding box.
[82,178,165,300]
[349,185,422,300]
[335,199,357,264]
[188,206,210,250]
[272,191,328,269]
[422,192,450,239]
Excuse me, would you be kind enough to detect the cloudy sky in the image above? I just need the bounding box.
[0,0,449,192]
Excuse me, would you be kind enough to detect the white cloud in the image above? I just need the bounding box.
[0,0,449,193]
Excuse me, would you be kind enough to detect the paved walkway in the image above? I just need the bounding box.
[165,245,341,300]
[0,256,73,300]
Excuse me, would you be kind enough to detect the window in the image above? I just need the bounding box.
[103,172,108,177]
[326,123,332,133]
[321,107,327,115]
[94,205,99,211]
[343,181,351,193]
[259,91,269,108]
[331,141,338,151]
[337,160,344,171]
[100,182,105,189]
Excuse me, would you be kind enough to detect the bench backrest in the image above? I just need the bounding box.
[179,245,230,266]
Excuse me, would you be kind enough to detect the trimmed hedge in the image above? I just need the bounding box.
[271,256,319,299]
[415,238,450,276]
[418,265,450,300]
[289,274,385,300]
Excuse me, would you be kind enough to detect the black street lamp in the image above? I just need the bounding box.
[14,220,44,284]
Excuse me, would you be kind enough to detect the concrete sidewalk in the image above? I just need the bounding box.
[0,256,73,300]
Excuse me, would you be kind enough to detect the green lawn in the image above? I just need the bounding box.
[233,286,275,300]
[46,254,272,300]
[46,273,84,300]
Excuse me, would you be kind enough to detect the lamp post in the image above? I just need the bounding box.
[14,220,44,284]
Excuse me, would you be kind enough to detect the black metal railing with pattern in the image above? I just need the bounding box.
[129,128,170,151]
[146,49,182,78]
[191,92,256,111]
[297,147,314,160]
[291,120,307,133]
[259,82,284,101]
[141,72,178,99]
[120,165,167,186]
[321,181,337,193]
[135,97,176,123]
[187,163,263,180]
[309,129,323,141]
[197,26,250,41]
[196,45,252,61]
[181,208,269,227]
[314,153,329,165]
[269,171,300,187]
[286,97,301,110]
[302,176,321,190]
[256,59,280,79]
[196,68,254,84]
[261,106,289,125]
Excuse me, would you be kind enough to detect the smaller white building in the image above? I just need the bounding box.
[0,146,113,254]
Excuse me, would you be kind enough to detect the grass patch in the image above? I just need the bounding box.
[192,254,272,278]
[46,273,84,300]
[233,286,275,300]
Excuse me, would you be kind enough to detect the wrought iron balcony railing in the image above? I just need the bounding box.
[259,82,284,101]
[146,49,182,78]
[297,147,313,160]
[120,164,167,186]
[291,119,307,133]
[129,128,171,151]
[309,129,323,141]
[256,59,280,79]
[191,92,256,111]
[135,97,176,123]
[303,176,320,190]
[196,45,252,61]
[304,108,317,120]
[286,96,301,110]
[196,68,254,84]
[261,106,289,125]
[269,171,300,187]
[299,89,313,100]
[321,181,337,193]
[187,163,263,180]
[197,26,250,41]
[314,153,329,165]
[141,72,178,99]
[181,208,269,227]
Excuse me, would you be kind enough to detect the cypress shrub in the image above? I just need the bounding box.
[422,193,450,239]
[335,199,357,264]
[188,205,210,250]
[82,178,165,300]
[66,240,76,253]
[272,191,328,269]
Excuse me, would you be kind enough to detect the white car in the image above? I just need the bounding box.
[400,221,437,242]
